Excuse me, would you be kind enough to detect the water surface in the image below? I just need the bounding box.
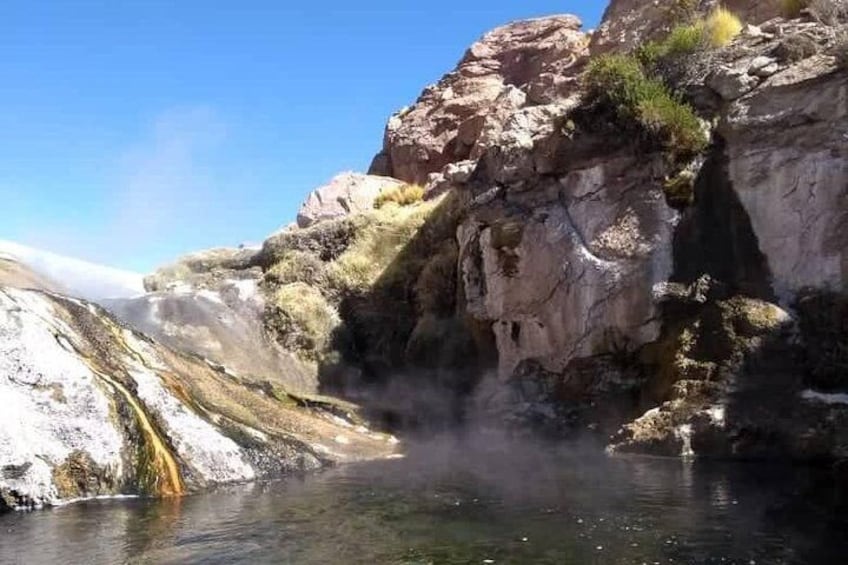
[1,437,845,564]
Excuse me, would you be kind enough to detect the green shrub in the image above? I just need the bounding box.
[637,95,706,156]
[637,23,707,74]
[584,54,707,161]
[663,169,698,208]
[374,183,425,209]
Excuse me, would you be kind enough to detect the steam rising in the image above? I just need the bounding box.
[0,239,144,301]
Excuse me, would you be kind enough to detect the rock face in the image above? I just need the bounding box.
[359,4,848,461]
[0,284,396,511]
[459,154,677,379]
[296,172,405,228]
[589,0,783,56]
[719,49,848,298]
[369,15,589,185]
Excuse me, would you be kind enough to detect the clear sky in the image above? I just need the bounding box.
[0,1,604,272]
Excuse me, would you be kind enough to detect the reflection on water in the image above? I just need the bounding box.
[1,435,845,564]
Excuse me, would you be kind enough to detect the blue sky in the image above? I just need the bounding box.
[0,1,604,272]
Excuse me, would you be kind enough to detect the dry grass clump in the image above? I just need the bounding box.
[775,33,820,62]
[264,250,327,288]
[326,198,440,292]
[266,283,339,360]
[704,7,743,47]
[373,183,425,209]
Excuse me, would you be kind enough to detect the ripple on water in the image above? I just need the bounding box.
[0,443,845,564]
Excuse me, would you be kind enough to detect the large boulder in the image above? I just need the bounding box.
[369,15,589,184]
[459,154,677,379]
[296,172,405,229]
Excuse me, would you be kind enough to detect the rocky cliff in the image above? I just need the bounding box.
[110,2,848,459]
[3,0,848,511]
[357,1,848,459]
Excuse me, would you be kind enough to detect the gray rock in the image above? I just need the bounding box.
[296,172,405,228]
[460,155,676,379]
[748,55,779,77]
[707,65,760,100]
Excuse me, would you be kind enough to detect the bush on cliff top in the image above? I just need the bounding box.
[584,54,707,160]
[638,7,742,68]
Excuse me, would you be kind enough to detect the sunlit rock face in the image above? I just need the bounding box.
[363,8,848,460]
[0,285,396,511]
[369,15,589,185]
[296,172,406,228]
[719,51,848,299]
[459,156,677,379]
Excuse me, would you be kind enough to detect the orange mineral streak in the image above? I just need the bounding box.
[89,364,185,497]
[98,321,186,497]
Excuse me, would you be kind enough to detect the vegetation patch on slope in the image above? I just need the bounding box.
[583,54,707,162]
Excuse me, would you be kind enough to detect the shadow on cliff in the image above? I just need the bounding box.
[671,135,774,300]
[646,136,848,461]
[316,190,498,435]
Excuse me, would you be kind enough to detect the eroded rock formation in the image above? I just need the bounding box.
[0,259,395,511]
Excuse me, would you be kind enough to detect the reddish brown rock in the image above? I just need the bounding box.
[369,15,589,185]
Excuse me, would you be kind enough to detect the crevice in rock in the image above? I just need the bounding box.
[672,135,776,301]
